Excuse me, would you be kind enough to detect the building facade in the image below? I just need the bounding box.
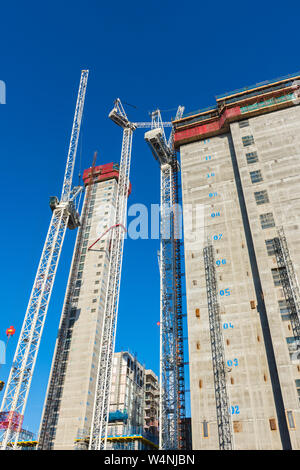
[106,352,158,450]
[174,73,300,449]
[144,369,159,437]
[74,351,159,450]
[38,163,122,450]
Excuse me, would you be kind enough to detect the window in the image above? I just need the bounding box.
[287,411,296,429]
[246,151,259,164]
[202,420,209,438]
[74,288,80,297]
[69,308,77,319]
[242,135,254,146]
[279,300,291,320]
[295,380,300,403]
[271,268,285,286]
[265,239,275,256]
[286,337,300,355]
[254,190,269,205]
[239,120,249,128]
[260,213,275,229]
[250,170,263,183]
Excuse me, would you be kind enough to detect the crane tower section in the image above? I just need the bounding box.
[89,99,135,450]
[144,106,186,450]
[0,70,88,450]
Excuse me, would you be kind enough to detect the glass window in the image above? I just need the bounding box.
[265,239,275,256]
[239,120,249,128]
[254,190,269,205]
[279,300,290,315]
[260,213,275,229]
[295,379,300,397]
[271,267,285,286]
[286,337,300,357]
[250,170,263,183]
[246,151,258,164]
[242,135,254,146]
[203,420,209,438]
[287,410,296,429]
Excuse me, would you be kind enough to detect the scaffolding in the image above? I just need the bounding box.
[203,240,233,450]
[145,106,186,450]
[75,425,158,450]
[171,152,186,448]
[273,227,300,341]
[89,100,135,450]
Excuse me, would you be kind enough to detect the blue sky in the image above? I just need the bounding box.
[1,0,300,436]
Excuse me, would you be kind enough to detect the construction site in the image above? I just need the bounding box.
[1,70,300,450]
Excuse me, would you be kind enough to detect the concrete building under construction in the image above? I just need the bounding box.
[38,162,124,450]
[174,72,300,449]
[74,351,159,450]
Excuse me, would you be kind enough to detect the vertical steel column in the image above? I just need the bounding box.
[159,163,178,450]
[89,125,133,450]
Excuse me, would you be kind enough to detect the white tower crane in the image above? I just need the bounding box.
[0,70,89,450]
[89,99,135,450]
[145,106,185,450]
[88,101,176,450]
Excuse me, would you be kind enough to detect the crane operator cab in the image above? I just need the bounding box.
[0,381,4,392]
[49,196,80,230]
[49,196,59,212]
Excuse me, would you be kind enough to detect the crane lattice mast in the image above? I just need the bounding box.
[0,70,88,450]
[89,99,135,450]
[145,106,186,450]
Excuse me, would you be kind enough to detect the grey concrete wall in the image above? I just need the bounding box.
[230,105,300,449]
[49,178,118,450]
[180,129,282,449]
